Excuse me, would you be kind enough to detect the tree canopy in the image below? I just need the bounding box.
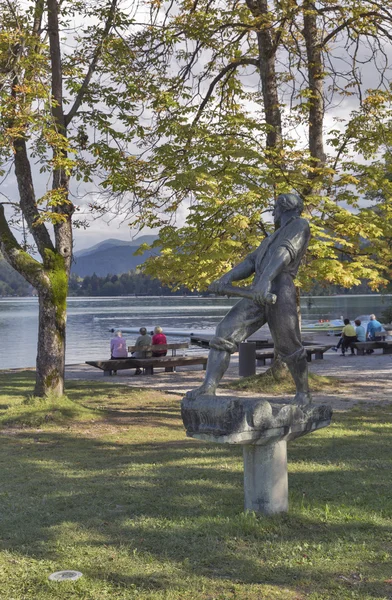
[98,0,392,292]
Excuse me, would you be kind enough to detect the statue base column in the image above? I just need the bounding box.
[243,440,288,514]
[181,395,332,515]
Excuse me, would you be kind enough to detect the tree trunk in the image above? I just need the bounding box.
[34,252,68,396]
[246,0,287,380]
[245,0,283,149]
[34,283,67,396]
[303,4,326,171]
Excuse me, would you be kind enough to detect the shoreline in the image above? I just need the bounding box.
[1,292,392,299]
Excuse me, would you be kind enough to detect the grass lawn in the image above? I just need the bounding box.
[0,371,391,599]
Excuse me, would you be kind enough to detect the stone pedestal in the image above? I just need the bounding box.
[243,441,288,514]
[181,395,332,515]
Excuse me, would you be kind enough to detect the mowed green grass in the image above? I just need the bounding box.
[0,371,392,600]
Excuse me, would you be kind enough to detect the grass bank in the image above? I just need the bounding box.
[224,370,342,394]
[0,371,391,599]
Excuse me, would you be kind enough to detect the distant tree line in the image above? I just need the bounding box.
[0,255,30,296]
[1,258,387,298]
[68,271,198,297]
[303,280,378,297]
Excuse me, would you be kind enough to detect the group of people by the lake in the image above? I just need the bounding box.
[333,314,383,356]
[110,326,167,375]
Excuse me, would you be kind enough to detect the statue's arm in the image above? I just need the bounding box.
[208,252,256,293]
[224,253,256,282]
[257,246,291,284]
[252,247,291,304]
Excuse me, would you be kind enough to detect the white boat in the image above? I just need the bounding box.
[302,315,387,336]
[301,319,344,334]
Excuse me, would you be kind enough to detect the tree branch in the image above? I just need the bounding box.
[65,0,119,126]
[47,0,65,132]
[9,77,55,257]
[192,58,258,127]
[321,11,381,47]
[32,0,45,36]
[14,137,56,256]
[47,0,73,270]
[0,203,46,287]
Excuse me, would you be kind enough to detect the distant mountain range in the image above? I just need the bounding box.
[72,235,158,277]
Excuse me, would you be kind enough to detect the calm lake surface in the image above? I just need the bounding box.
[1,295,391,369]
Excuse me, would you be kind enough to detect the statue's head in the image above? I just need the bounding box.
[274,193,303,226]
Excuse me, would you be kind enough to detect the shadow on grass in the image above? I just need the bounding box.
[1,404,392,599]
[1,369,392,598]
[0,371,36,398]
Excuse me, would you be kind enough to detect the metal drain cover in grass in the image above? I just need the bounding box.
[48,570,83,582]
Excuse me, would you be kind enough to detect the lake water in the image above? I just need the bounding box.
[0,294,391,369]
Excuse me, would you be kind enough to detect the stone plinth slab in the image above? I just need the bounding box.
[181,395,332,445]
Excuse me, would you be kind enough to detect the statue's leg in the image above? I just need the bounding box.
[186,299,265,399]
[281,348,311,406]
[267,274,311,406]
[189,347,232,398]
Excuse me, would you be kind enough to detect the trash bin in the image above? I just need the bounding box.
[238,342,256,377]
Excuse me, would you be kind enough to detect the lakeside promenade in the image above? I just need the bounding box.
[61,345,392,413]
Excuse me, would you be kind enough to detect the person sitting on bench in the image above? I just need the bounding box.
[355,319,366,342]
[110,330,128,360]
[365,314,383,354]
[366,314,383,341]
[110,330,128,375]
[152,326,167,357]
[341,319,357,356]
[133,327,152,375]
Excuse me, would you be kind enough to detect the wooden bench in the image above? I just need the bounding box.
[86,358,139,376]
[255,345,333,366]
[303,344,334,360]
[352,340,392,355]
[128,355,208,375]
[127,342,188,357]
[86,343,208,376]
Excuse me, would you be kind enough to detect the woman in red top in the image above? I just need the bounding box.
[152,326,167,356]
